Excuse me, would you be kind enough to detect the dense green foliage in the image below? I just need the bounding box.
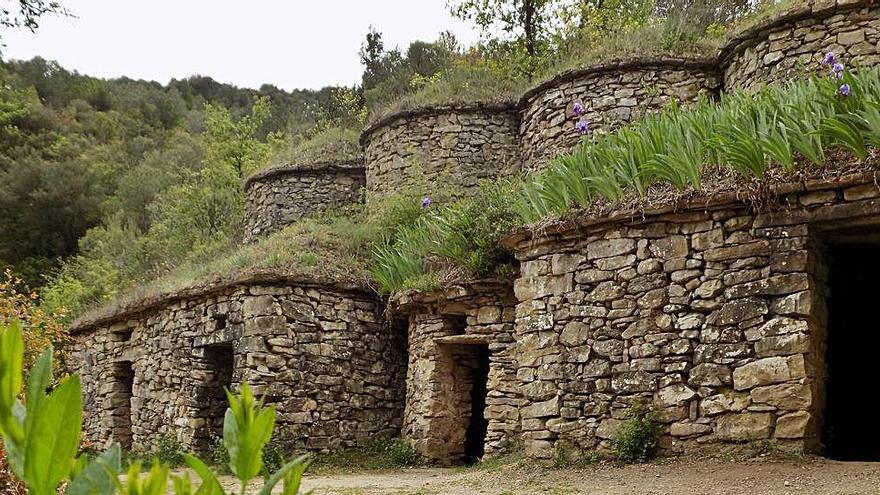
[372,64,875,292]
[516,66,868,221]
[370,181,520,293]
[0,320,313,495]
[0,57,368,317]
[611,403,661,463]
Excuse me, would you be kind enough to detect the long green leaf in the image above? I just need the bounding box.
[23,375,82,495]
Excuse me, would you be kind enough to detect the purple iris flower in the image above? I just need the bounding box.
[575,119,590,135]
[838,83,851,97]
[572,100,584,117]
[823,52,836,65]
[421,196,432,209]
[831,62,844,79]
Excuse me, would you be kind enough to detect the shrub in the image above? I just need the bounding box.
[151,434,187,468]
[612,403,661,464]
[370,179,521,293]
[267,127,362,168]
[380,438,423,467]
[262,441,286,477]
[0,269,67,374]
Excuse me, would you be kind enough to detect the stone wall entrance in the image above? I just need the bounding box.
[432,340,491,463]
[464,344,491,462]
[397,282,519,464]
[110,361,134,449]
[191,343,234,451]
[822,244,880,460]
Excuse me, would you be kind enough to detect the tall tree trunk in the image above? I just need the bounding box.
[524,0,537,79]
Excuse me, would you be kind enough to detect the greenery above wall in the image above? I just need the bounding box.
[372,62,879,293]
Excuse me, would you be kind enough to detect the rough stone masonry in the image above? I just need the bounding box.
[505,173,880,458]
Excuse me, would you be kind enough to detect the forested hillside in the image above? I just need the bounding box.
[0,57,363,306]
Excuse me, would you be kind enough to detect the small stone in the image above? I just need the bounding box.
[774,411,811,439]
[586,238,636,260]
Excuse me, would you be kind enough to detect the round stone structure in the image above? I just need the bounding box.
[502,170,880,459]
[67,271,406,454]
[721,0,880,92]
[360,103,521,199]
[243,160,365,242]
[518,58,721,172]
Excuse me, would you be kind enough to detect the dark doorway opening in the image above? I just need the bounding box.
[193,343,234,451]
[823,244,880,460]
[464,345,490,463]
[111,361,134,449]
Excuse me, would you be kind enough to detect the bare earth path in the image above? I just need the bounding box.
[254,457,880,495]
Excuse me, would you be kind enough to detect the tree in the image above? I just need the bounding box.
[0,1,70,49]
[203,95,273,180]
[359,26,388,90]
[449,0,575,78]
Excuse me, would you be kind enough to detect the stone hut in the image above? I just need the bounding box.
[393,281,519,464]
[68,272,406,453]
[360,103,521,199]
[502,172,880,458]
[243,160,365,242]
[518,59,721,172]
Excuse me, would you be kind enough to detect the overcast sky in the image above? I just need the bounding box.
[1,0,482,91]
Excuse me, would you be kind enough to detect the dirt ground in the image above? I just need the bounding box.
[272,457,880,495]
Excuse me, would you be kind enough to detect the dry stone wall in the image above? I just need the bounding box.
[243,161,364,242]
[722,0,880,92]
[505,172,880,458]
[360,104,521,198]
[68,275,406,454]
[518,61,721,172]
[394,282,519,464]
[360,0,878,183]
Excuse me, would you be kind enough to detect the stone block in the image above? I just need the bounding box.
[774,411,811,439]
[750,382,812,410]
[732,355,806,390]
[521,396,561,419]
[716,412,774,441]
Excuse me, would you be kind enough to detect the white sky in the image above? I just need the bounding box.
[1,0,482,91]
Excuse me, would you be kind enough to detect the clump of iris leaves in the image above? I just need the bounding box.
[369,65,879,293]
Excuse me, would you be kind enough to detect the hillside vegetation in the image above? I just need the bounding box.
[0,0,806,323]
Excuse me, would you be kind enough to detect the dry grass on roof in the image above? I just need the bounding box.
[74,214,375,327]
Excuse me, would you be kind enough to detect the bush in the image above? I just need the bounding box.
[0,269,67,373]
[370,179,521,293]
[612,403,661,464]
[380,438,423,467]
[261,441,286,477]
[150,434,187,468]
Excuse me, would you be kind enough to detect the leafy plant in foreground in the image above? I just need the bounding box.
[0,320,313,495]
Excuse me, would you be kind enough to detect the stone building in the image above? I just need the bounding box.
[243,160,365,242]
[70,0,880,465]
[68,273,406,453]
